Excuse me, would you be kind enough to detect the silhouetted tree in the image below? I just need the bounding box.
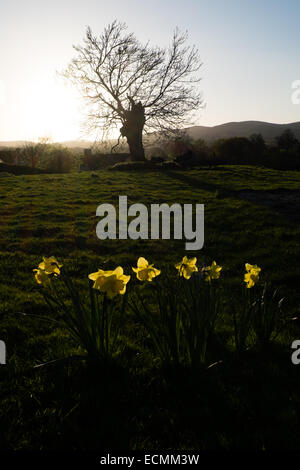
[214,137,252,164]
[167,134,194,159]
[276,129,298,151]
[22,143,40,168]
[250,133,266,157]
[64,21,203,161]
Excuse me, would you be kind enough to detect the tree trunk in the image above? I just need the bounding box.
[120,99,146,162]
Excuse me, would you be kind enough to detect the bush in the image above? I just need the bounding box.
[212,137,254,165]
[276,129,299,151]
[43,147,74,173]
[0,162,46,175]
[263,147,300,170]
[83,151,130,170]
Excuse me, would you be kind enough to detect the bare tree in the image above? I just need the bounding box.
[64,20,203,161]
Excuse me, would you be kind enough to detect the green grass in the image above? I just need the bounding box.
[1,165,300,450]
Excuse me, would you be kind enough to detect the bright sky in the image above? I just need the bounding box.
[0,0,300,142]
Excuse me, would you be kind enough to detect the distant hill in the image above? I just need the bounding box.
[57,140,93,149]
[185,121,300,143]
[0,140,93,149]
[2,121,300,149]
[0,141,31,149]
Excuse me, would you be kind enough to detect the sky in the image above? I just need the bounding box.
[0,0,300,142]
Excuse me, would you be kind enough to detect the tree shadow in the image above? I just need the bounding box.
[164,171,300,224]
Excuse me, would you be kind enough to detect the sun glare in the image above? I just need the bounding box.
[0,80,6,106]
[23,75,83,142]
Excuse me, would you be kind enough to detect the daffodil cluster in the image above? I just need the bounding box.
[31,254,268,365]
[33,255,262,292]
[175,257,223,282]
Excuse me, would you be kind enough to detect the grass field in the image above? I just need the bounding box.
[1,165,300,449]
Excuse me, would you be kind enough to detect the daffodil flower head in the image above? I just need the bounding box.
[244,263,261,288]
[33,268,50,285]
[88,266,130,299]
[132,257,161,282]
[204,261,222,282]
[245,263,261,274]
[38,256,62,275]
[175,256,198,279]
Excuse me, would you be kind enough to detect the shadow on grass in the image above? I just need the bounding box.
[2,343,300,450]
[165,171,300,224]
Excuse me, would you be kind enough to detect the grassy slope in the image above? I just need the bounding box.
[0,165,300,449]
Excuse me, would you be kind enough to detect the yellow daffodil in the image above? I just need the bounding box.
[175,256,198,279]
[245,263,261,274]
[33,268,50,285]
[244,263,261,288]
[203,261,222,282]
[88,266,130,299]
[132,257,161,282]
[38,256,62,275]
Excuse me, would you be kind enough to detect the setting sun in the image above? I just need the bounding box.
[23,75,82,142]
